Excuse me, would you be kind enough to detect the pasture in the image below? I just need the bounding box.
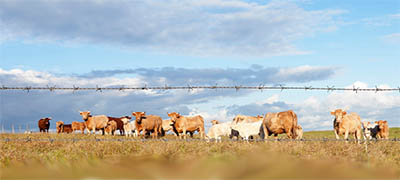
[1,128,400,179]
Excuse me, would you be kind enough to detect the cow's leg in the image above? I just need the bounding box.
[344,130,349,142]
[334,130,340,140]
[183,128,187,140]
[142,130,147,139]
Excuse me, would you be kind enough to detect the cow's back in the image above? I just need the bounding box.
[185,115,204,131]
[342,113,361,133]
[142,115,162,130]
[87,115,109,129]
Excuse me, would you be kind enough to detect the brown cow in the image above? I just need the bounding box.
[375,120,389,139]
[38,117,51,133]
[233,115,263,124]
[79,111,109,135]
[211,120,220,125]
[105,121,117,135]
[132,112,162,138]
[167,112,205,139]
[260,110,298,140]
[107,116,129,135]
[56,121,73,134]
[72,121,86,134]
[331,109,362,142]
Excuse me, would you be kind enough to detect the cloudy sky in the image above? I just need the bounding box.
[1,0,399,132]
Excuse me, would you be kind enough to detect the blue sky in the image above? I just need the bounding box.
[0,0,399,132]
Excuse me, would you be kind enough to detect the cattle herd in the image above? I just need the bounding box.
[37,109,390,142]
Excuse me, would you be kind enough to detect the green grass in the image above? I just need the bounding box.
[1,128,400,179]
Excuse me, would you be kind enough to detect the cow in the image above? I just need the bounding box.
[232,115,263,124]
[206,122,231,143]
[121,117,136,137]
[260,110,298,140]
[105,121,117,135]
[231,121,263,142]
[107,116,129,135]
[376,120,389,139]
[38,117,51,133]
[56,121,64,133]
[167,112,205,139]
[132,112,162,138]
[330,109,362,142]
[72,121,86,134]
[56,121,73,134]
[161,119,174,136]
[294,125,303,140]
[79,111,109,135]
[211,120,220,125]
[361,121,379,140]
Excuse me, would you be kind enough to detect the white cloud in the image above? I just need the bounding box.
[0,0,344,56]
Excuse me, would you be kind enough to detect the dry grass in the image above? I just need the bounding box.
[1,128,400,179]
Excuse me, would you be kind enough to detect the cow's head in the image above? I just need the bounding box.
[56,121,64,133]
[121,117,130,125]
[79,111,91,121]
[132,112,146,124]
[167,112,180,123]
[330,109,346,123]
[361,121,370,129]
[294,125,303,139]
[211,120,219,125]
[377,120,387,130]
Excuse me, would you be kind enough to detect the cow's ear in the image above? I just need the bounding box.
[79,111,82,115]
[383,120,387,123]
[48,117,52,120]
[342,111,347,115]
[330,111,335,115]
[132,112,136,116]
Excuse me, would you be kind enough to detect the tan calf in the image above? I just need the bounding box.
[79,111,109,135]
[72,121,86,134]
[375,120,389,139]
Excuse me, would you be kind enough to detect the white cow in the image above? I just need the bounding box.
[122,117,136,137]
[231,121,263,142]
[362,121,379,140]
[206,122,232,143]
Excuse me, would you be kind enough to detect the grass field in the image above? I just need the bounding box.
[1,128,400,179]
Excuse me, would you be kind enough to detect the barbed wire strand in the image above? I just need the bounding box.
[1,85,400,93]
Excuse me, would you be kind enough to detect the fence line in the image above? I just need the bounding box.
[1,85,400,93]
[0,137,399,142]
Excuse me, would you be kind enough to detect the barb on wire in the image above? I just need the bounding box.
[305,86,312,91]
[258,84,265,92]
[24,86,32,93]
[327,85,335,93]
[47,85,56,92]
[187,84,193,92]
[119,85,125,92]
[279,84,285,92]
[235,85,241,92]
[96,85,102,92]
[353,85,359,93]
[375,85,380,93]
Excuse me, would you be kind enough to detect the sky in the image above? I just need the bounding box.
[0,0,399,132]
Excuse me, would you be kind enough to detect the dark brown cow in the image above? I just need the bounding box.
[108,116,130,135]
[38,117,51,133]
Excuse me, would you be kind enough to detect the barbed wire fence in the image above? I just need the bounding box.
[1,84,400,93]
[1,84,399,136]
